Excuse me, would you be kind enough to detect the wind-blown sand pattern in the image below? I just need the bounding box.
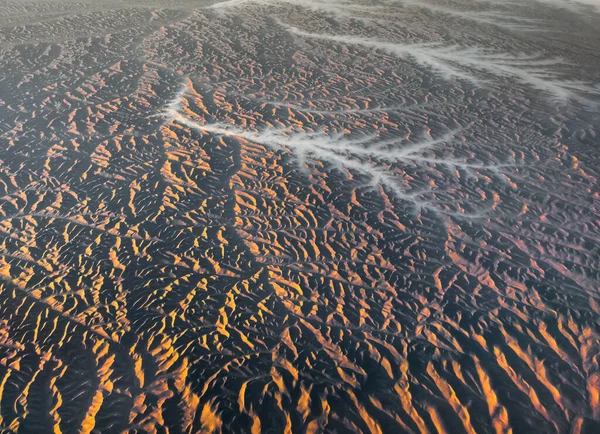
[0,0,599,433]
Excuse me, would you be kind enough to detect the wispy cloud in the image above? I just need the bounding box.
[209,0,600,38]
[401,0,600,15]
[395,0,544,32]
[208,0,550,33]
[207,0,388,20]
[523,0,600,13]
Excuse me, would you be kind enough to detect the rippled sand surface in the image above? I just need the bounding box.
[0,0,599,432]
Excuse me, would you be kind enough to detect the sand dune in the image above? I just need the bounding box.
[0,0,598,433]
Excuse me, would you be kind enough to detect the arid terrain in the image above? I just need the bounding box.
[0,0,599,432]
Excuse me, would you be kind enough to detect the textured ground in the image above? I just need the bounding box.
[0,0,599,433]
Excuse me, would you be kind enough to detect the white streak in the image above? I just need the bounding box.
[159,83,513,219]
[283,24,600,104]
